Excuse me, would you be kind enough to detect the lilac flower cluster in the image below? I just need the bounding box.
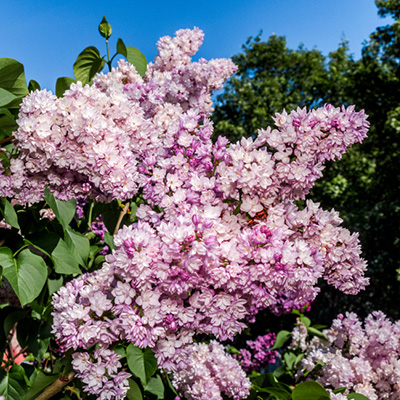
[5,26,368,399]
[172,341,251,400]
[235,333,277,373]
[293,311,400,400]
[91,216,109,254]
[216,105,369,207]
[0,28,236,204]
[72,348,130,400]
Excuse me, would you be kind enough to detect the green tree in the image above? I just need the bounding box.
[212,34,352,143]
[213,0,400,322]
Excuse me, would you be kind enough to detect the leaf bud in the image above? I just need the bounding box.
[98,16,112,39]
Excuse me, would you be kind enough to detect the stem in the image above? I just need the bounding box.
[10,345,28,363]
[0,136,13,145]
[13,244,29,258]
[113,203,129,235]
[88,201,94,229]
[35,371,75,400]
[106,39,112,72]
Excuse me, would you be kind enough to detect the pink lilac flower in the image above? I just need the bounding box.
[292,311,400,400]
[172,341,251,400]
[31,27,371,400]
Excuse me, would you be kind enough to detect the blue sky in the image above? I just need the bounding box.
[1,0,392,91]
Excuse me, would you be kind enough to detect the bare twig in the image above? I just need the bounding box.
[113,202,130,235]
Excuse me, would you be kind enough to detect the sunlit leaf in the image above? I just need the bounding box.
[125,47,147,77]
[73,46,105,85]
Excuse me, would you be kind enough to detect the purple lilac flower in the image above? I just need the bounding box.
[235,333,278,373]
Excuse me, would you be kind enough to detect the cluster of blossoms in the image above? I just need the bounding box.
[292,311,400,400]
[172,341,251,400]
[4,27,371,400]
[72,348,130,399]
[234,333,277,373]
[0,27,236,204]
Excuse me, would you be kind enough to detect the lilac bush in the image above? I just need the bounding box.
[0,26,372,400]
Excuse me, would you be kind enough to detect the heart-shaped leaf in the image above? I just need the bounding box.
[0,58,29,100]
[127,345,158,386]
[0,248,47,306]
[73,46,105,85]
[55,77,76,98]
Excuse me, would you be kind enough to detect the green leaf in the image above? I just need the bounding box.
[0,198,20,229]
[0,248,47,306]
[307,327,328,341]
[347,394,371,400]
[144,374,164,399]
[300,316,311,328]
[73,46,105,85]
[226,345,241,355]
[311,325,327,330]
[24,371,59,400]
[283,351,297,370]
[28,80,40,92]
[272,364,287,379]
[125,47,147,77]
[52,238,81,275]
[127,379,143,400]
[104,231,116,250]
[113,344,126,358]
[251,373,292,400]
[98,16,112,39]
[251,373,279,389]
[252,385,292,400]
[55,77,76,98]
[0,364,29,399]
[0,58,29,100]
[271,330,291,350]
[64,227,90,267]
[0,112,17,131]
[25,233,59,256]
[164,373,178,396]
[0,88,17,107]
[291,381,330,400]
[294,353,304,366]
[44,188,76,228]
[117,38,127,57]
[333,387,347,394]
[3,310,29,336]
[126,345,158,386]
[47,276,64,296]
[0,107,15,119]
